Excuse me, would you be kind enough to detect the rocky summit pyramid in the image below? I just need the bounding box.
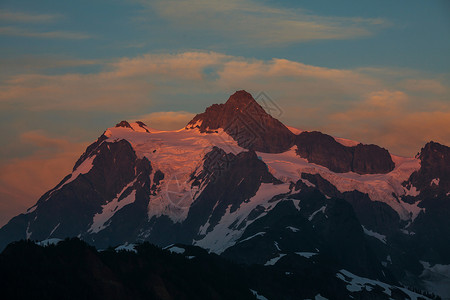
[186,90,295,152]
[1,90,449,299]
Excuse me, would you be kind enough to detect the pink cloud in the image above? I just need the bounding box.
[134,111,196,130]
[0,131,88,226]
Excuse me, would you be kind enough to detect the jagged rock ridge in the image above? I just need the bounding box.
[187,90,295,153]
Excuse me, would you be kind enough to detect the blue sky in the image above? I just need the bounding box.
[1,0,449,71]
[0,0,449,225]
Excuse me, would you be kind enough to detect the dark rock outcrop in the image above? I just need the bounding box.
[0,139,153,250]
[295,131,353,173]
[408,141,450,194]
[115,120,133,129]
[223,186,393,283]
[183,147,281,238]
[295,131,395,174]
[135,121,150,132]
[186,90,295,153]
[352,143,395,174]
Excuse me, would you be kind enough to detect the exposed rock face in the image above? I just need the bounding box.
[408,141,450,194]
[115,120,133,129]
[135,121,150,132]
[222,186,393,283]
[295,131,395,174]
[183,147,281,237]
[0,139,152,249]
[353,144,395,174]
[403,141,450,266]
[186,90,295,153]
[187,90,395,173]
[115,120,150,132]
[295,131,353,173]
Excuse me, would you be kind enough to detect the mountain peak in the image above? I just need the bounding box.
[225,90,256,108]
[115,120,133,129]
[113,120,150,133]
[186,90,294,153]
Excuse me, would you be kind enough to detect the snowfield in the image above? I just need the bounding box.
[66,123,427,247]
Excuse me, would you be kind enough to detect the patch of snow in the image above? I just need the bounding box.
[163,244,174,250]
[37,238,62,246]
[167,246,185,254]
[250,289,268,300]
[404,185,420,197]
[25,205,37,214]
[257,148,422,221]
[286,126,302,135]
[40,154,97,203]
[238,232,266,244]
[194,183,291,254]
[430,178,440,186]
[104,126,247,223]
[400,229,416,236]
[309,206,326,221]
[89,181,137,233]
[420,261,450,299]
[25,222,32,239]
[286,226,299,232]
[362,226,387,244]
[55,154,97,193]
[97,124,427,254]
[337,269,428,299]
[274,241,281,251]
[301,178,316,187]
[264,253,286,266]
[402,201,425,222]
[115,243,137,253]
[130,122,150,133]
[186,120,203,129]
[295,252,317,258]
[334,137,360,147]
[48,223,60,238]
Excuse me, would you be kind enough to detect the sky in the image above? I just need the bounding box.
[0,0,449,226]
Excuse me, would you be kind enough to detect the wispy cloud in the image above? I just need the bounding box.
[136,0,389,45]
[134,111,196,130]
[0,9,62,23]
[0,55,100,78]
[0,51,448,156]
[0,26,92,39]
[0,50,448,224]
[328,90,450,155]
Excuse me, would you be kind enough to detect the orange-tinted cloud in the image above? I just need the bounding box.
[1,51,448,158]
[135,111,196,130]
[326,90,450,155]
[0,52,449,226]
[0,131,88,226]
